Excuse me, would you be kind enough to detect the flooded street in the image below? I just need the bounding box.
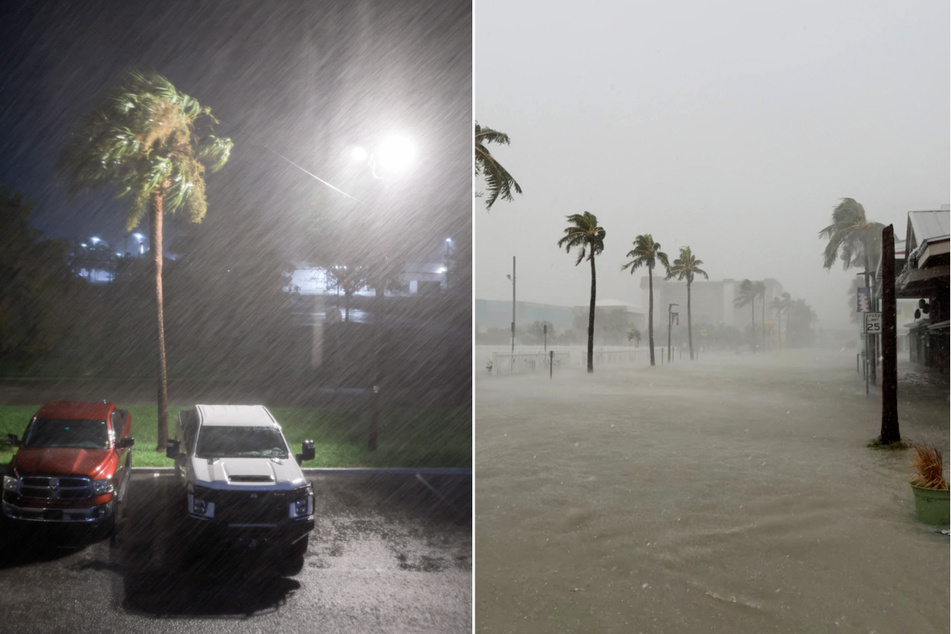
[475,349,948,633]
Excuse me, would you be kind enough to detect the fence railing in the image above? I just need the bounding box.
[483,346,685,375]
[488,351,571,375]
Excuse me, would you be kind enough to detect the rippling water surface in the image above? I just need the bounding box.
[476,349,949,633]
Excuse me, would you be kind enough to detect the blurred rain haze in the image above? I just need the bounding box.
[474,0,949,335]
[1,0,472,268]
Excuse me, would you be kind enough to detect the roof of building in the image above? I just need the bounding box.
[908,210,950,245]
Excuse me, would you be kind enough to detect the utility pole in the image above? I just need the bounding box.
[667,303,678,363]
[879,224,900,443]
[507,256,516,357]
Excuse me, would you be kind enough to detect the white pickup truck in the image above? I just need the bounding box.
[166,404,315,574]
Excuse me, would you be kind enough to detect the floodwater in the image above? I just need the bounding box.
[475,349,949,633]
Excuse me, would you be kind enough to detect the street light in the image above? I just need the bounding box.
[346,134,416,452]
[668,303,679,363]
[133,233,146,256]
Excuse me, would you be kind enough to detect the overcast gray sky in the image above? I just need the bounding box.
[474,0,949,332]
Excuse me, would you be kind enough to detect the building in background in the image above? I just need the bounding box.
[890,208,949,369]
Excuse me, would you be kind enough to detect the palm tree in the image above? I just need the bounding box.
[819,198,884,377]
[754,280,767,351]
[557,212,605,373]
[59,71,232,450]
[734,279,758,352]
[788,298,818,347]
[666,246,708,360]
[475,123,522,210]
[771,291,791,349]
[622,234,669,366]
[627,327,641,348]
[819,198,884,278]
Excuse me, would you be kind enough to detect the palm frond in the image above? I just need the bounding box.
[197,135,233,173]
[475,123,522,210]
[558,212,604,265]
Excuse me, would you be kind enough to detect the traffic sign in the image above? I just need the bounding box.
[865,312,882,334]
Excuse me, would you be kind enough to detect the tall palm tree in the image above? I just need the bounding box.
[475,123,522,210]
[819,197,884,377]
[666,246,708,360]
[734,279,758,352]
[59,71,232,450]
[622,234,669,366]
[771,291,791,349]
[754,280,767,350]
[557,212,605,373]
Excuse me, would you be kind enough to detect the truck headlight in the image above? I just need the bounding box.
[289,485,313,519]
[91,477,114,496]
[3,475,20,494]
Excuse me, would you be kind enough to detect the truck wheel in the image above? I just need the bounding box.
[280,536,308,576]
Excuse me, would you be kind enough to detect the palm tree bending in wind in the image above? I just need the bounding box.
[819,197,884,378]
[59,71,233,450]
[754,280,767,351]
[733,279,758,352]
[622,234,668,367]
[771,291,791,349]
[557,212,605,373]
[666,246,708,360]
[475,123,522,210]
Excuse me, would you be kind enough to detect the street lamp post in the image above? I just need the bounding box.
[133,233,146,256]
[348,135,416,452]
[506,256,516,358]
[668,303,679,363]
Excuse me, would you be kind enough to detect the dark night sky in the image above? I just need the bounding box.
[0,0,471,265]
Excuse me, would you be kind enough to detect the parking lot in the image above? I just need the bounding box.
[0,470,471,633]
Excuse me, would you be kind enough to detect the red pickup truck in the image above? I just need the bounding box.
[2,401,134,530]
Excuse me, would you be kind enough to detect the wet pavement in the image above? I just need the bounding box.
[0,470,471,633]
[475,349,948,633]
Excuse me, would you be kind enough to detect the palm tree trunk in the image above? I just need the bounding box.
[687,279,694,360]
[151,192,169,451]
[647,267,655,366]
[751,303,756,352]
[587,254,596,373]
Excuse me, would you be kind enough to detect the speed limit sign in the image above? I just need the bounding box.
[865,312,882,334]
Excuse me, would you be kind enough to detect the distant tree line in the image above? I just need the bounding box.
[0,186,298,380]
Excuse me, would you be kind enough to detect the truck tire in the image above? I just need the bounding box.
[280,535,308,576]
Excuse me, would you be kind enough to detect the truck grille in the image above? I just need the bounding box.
[19,476,91,500]
[209,490,293,525]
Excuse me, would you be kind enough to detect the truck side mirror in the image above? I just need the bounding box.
[297,439,315,464]
[166,439,180,459]
[6,434,20,447]
[116,437,134,449]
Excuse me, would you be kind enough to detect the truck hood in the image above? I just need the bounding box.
[189,456,306,490]
[11,448,113,479]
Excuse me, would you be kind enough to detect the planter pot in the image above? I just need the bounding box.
[910,484,950,525]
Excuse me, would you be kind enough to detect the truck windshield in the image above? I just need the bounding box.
[23,418,110,450]
[195,426,289,459]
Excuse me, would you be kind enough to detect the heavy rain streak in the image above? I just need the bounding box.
[0,1,471,631]
[475,0,948,632]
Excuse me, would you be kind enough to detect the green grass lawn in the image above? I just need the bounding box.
[0,404,471,469]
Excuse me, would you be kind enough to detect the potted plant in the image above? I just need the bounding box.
[909,443,950,525]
